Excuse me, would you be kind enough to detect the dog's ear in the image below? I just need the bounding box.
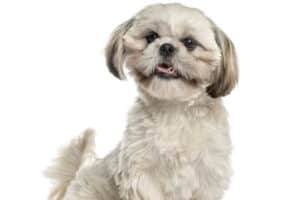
[105,19,134,79]
[207,26,238,98]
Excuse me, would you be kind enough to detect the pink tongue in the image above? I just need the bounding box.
[157,65,177,76]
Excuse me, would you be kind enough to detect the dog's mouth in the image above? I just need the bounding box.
[154,63,181,79]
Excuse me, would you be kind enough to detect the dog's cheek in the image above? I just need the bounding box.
[179,56,213,85]
[126,53,141,70]
[126,53,151,77]
[187,49,219,83]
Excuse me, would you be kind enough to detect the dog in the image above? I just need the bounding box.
[46,3,238,200]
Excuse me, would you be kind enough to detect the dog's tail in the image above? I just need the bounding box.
[45,129,96,200]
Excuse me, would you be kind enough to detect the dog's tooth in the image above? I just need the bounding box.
[167,67,174,73]
[167,67,177,76]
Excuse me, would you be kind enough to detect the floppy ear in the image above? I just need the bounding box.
[206,27,239,98]
[105,19,134,79]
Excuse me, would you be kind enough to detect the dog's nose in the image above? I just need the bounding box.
[159,43,175,57]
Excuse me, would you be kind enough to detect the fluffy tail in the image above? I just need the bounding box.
[45,129,96,200]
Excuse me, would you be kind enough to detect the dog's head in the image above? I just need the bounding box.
[105,3,238,101]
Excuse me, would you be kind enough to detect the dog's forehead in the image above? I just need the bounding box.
[135,4,212,35]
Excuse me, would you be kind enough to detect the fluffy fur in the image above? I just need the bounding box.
[46,3,238,200]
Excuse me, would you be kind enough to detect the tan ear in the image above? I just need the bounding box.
[105,19,134,79]
[207,27,239,98]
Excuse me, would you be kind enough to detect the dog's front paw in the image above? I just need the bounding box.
[117,172,164,200]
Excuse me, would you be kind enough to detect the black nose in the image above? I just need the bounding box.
[159,43,175,57]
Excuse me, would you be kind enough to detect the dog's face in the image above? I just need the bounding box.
[106,3,238,100]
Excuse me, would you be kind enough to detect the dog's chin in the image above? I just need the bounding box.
[134,64,204,101]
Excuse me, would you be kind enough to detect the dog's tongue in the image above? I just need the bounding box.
[157,65,177,76]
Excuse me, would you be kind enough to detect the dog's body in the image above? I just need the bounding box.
[46,3,237,200]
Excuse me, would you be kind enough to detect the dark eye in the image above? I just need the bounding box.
[181,37,197,51]
[145,31,159,43]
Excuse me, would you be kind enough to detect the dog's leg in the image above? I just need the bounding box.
[118,171,164,200]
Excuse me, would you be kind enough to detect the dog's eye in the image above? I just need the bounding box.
[145,31,159,43]
[181,37,197,51]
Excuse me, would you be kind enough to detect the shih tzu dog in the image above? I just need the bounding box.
[46,3,238,200]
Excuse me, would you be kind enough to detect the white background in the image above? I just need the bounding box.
[0,0,300,199]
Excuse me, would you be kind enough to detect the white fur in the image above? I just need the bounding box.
[46,94,232,200]
[46,3,237,200]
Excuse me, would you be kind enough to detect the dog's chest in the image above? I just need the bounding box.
[152,108,210,162]
[159,163,200,200]
[151,112,205,197]
[120,102,230,200]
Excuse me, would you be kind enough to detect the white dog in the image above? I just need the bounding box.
[46,3,238,200]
